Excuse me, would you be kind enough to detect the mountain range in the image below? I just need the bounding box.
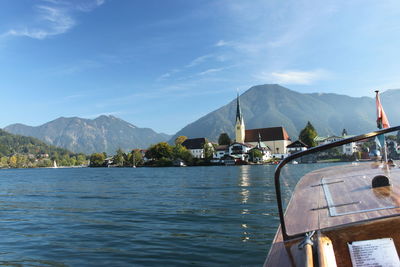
[170,84,400,142]
[0,128,76,158]
[4,115,171,155]
[4,84,400,154]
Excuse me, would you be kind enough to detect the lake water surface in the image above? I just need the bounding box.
[0,165,314,266]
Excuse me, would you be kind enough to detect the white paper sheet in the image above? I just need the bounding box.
[348,238,400,267]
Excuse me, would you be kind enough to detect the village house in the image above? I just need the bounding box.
[244,127,291,158]
[314,134,358,155]
[228,142,253,161]
[314,135,344,146]
[181,138,213,159]
[250,138,272,162]
[132,149,148,162]
[213,145,229,159]
[234,93,291,159]
[286,140,309,154]
[212,94,291,163]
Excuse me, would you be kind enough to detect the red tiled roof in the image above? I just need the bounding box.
[244,127,290,142]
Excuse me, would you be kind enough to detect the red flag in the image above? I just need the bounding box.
[375,90,390,129]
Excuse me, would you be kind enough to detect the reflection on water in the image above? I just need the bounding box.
[239,165,251,205]
[239,165,251,187]
[0,165,302,266]
[238,166,251,242]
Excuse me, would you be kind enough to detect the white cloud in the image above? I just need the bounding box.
[64,94,85,100]
[255,69,331,85]
[186,54,213,68]
[4,5,75,39]
[76,0,105,12]
[55,59,103,75]
[2,0,103,40]
[158,73,171,80]
[82,111,123,119]
[157,68,180,81]
[197,68,225,76]
[215,40,229,47]
[196,65,236,76]
[158,54,216,80]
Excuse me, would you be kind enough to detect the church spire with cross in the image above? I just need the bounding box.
[235,92,245,143]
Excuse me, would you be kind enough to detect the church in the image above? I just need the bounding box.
[230,94,292,160]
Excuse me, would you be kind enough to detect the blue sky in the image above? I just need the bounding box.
[1,0,400,134]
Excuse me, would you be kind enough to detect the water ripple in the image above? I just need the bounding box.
[0,165,283,266]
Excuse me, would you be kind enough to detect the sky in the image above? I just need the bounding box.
[1,0,400,134]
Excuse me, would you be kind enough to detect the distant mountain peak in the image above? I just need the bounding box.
[4,115,170,154]
[170,84,400,142]
[96,114,116,119]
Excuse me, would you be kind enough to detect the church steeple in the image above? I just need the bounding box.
[236,93,243,124]
[235,92,245,143]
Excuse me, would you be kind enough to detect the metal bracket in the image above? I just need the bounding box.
[298,231,315,249]
[311,201,361,211]
[311,180,344,187]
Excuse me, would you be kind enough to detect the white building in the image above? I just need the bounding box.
[181,138,213,158]
[314,135,358,155]
[244,127,291,158]
[228,142,253,161]
[219,93,291,162]
[213,145,229,159]
[286,140,309,154]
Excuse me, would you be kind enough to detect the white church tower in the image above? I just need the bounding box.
[235,93,245,143]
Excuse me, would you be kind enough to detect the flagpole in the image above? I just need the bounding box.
[383,137,388,163]
[375,90,388,163]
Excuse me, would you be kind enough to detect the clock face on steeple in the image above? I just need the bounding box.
[237,126,240,130]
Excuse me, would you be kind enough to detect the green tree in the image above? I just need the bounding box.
[37,158,52,168]
[60,154,71,166]
[395,131,400,144]
[0,156,8,168]
[172,144,193,163]
[249,149,263,162]
[128,150,144,167]
[174,136,188,145]
[203,142,214,160]
[113,148,126,167]
[299,121,318,147]
[89,153,106,167]
[8,155,17,168]
[52,151,60,162]
[218,133,231,145]
[157,157,173,167]
[16,154,28,168]
[145,142,173,160]
[69,156,77,166]
[76,154,87,166]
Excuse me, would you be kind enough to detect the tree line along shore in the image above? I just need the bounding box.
[2,121,374,169]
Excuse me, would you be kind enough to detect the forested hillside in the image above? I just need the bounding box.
[0,129,87,168]
[5,115,171,154]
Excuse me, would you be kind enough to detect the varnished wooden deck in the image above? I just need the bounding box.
[265,216,400,266]
[265,161,400,266]
[285,162,400,235]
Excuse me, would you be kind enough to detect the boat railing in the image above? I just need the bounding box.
[274,125,400,241]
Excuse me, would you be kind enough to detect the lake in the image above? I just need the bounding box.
[0,165,310,266]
